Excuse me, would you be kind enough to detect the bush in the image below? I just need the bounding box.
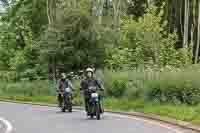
[103,70,129,98]
[103,68,200,105]
[145,70,200,105]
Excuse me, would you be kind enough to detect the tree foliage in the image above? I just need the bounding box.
[106,6,192,69]
[0,0,199,81]
[39,8,106,71]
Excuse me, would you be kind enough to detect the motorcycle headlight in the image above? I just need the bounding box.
[91,93,98,98]
[65,88,71,93]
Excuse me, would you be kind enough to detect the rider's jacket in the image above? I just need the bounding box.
[80,78,103,96]
[57,79,73,92]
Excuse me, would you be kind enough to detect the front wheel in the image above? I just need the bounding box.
[61,103,66,112]
[96,103,101,120]
[61,95,66,112]
[90,114,94,119]
[68,97,72,112]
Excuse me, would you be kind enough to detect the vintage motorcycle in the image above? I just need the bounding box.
[58,87,72,112]
[87,86,103,120]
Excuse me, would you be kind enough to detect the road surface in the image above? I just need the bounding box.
[0,101,196,133]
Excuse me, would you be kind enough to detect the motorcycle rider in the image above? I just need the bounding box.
[80,67,104,115]
[57,73,73,107]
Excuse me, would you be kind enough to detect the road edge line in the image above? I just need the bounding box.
[0,99,199,132]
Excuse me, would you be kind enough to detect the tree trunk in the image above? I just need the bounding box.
[179,0,184,37]
[98,0,105,25]
[47,0,51,24]
[183,0,189,48]
[146,0,153,7]
[112,0,122,29]
[195,0,200,64]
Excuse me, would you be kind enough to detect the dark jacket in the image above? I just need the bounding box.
[80,78,103,95]
[57,79,73,92]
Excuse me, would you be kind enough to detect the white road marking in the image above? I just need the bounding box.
[0,117,13,133]
[106,113,183,133]
[75,109,183,133]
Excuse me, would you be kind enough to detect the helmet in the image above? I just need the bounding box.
[61,73,66,79]
[86,68,94,73]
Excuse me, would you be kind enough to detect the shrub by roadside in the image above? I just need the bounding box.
[104,67,200,105]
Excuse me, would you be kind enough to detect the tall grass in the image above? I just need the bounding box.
[145,70,200,104]
[0,80,83,105]
[1,67,200,105]
[0,80,55,96]
[102,66,200,105]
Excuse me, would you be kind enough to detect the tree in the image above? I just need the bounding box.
[39,2,107,78]
[195,0,200,64]
[107,6,191,69]
[0,0,47,80]
[183,0,189,48]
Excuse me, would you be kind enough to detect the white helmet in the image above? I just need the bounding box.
[61,73,66,78]
[86,68,94,73]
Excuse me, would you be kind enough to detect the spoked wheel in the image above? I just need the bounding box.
[68,105,72,112]
[67,97,72,112]
[90,114,94,119]
[96,103,101,120]
[61,104,66,112]
[88,105,94,119]
[61,97,66,112]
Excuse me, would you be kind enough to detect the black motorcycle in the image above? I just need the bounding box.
[58,88,72,112]
[87,86,103,120]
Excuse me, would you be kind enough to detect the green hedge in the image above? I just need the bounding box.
[103,70,129,98]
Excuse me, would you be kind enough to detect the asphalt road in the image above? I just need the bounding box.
[0,101,196,133]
